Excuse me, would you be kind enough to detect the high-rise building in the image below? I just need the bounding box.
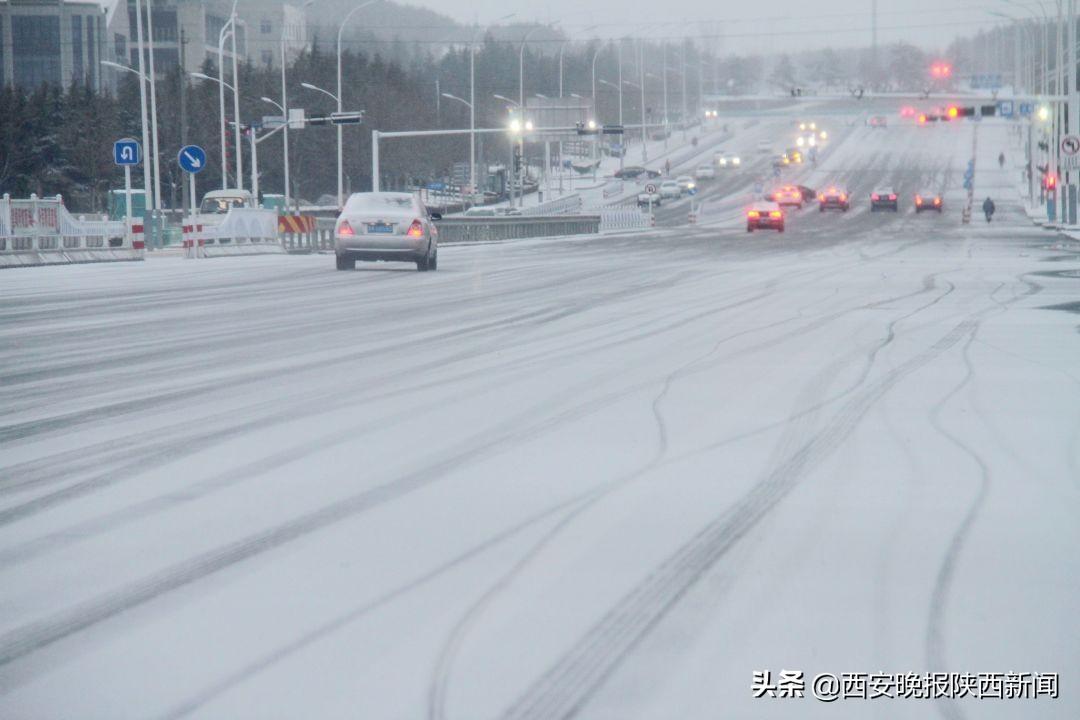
[0,1,310,91]
[115,1,308,77]
[0,0,112,90]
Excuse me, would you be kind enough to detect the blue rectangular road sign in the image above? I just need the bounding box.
[114,139,140,166]
[998,100,1015,118]
[1019,102,1034,116]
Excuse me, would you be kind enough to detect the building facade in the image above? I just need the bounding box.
[0,0,112,90]
[0,0,309,92]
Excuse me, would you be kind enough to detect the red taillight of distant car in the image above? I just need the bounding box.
[338,220,355,236]
[748,210,761,218]
[871,194,880,201]
[934,197,941,205]
[839,194,847,201]
[407,220,424,238]
[769,211,782,218]
[889,194,897,200]
[915,196,923,205]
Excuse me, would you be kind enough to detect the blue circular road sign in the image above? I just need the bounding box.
[178,145,207,174]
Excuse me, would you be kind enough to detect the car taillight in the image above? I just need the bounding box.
[407,219,424,238]
[871,194,879,200]
[889,194,896,200]
[770,211,782,218]
[934,197,941,205]
[337,220,355,236]
[839,194,847,201]
[748,210,760,218]
[915,196,923,204]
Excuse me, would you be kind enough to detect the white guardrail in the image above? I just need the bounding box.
[598,208,651,232]
[0,193,136,268]
[182,208,282,258]
[520,193,583,217]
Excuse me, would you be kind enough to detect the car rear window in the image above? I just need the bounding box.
[346,194,418,214]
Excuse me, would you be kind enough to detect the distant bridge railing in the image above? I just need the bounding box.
[520,193,583,217]
[435,215,600,243]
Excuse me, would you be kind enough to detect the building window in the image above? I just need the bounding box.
[72,16,84,83]
[12,15,62,88]
[115,33,127,61]
[153,9,178,43]
[261,50,273,66]
[87,16,96,83]
[261,19,272,34]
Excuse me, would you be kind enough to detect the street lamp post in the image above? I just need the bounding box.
[639,39,647,162]
[217,11,236,190]
[336,0,379,208]
[145,0,162,212]
[278,1,314,210]
[441,92,475,201]
[230,4,243,192]
[132,0,152,208]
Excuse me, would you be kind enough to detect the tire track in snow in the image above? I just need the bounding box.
[497,299,990,720]
[428,272,956,720]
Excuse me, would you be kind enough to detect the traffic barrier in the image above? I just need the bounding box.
[520,193,583,217]
[602,181,625,198]
[0,193,137,268]
[598,209,651,232]
[182,207,283,259]
[277,214,327,253]
[434,215,601,243]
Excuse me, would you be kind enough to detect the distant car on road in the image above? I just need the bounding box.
[868,115,888,128]
[613,166,661,180]
[870,188,899,212]
[199,189,256,217]
[818,186,849,211]
[335,192,440,272]
[784,148,804,164]
[747,201,785,232]
[915,191,943,212]
[637,189,662,208]
[676,175,696,192]
[716,151,742,168]
[659,180,683,199]
[695,164,716,180]
[769,185,804,209]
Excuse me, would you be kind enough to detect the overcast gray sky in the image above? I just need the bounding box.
[411,0,1003,52]
[102,0,1004,53]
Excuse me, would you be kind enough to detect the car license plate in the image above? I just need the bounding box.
[367,223,393,234]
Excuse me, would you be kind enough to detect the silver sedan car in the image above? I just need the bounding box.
[334,192,440,271]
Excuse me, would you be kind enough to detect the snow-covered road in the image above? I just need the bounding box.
[2,116,1078,720]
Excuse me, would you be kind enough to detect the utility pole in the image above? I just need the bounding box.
[179,29,189,213]
[871,0,878,67]
[1068,0,1077,224]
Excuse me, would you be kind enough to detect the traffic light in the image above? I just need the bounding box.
[1043,172,1057,191]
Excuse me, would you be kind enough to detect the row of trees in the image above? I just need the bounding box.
[0,33,713,213]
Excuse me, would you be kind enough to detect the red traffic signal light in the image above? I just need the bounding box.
[1044,173,1058,190]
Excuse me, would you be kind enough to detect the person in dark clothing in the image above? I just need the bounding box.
[999,152,1005,168]
[983,197,996,222]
